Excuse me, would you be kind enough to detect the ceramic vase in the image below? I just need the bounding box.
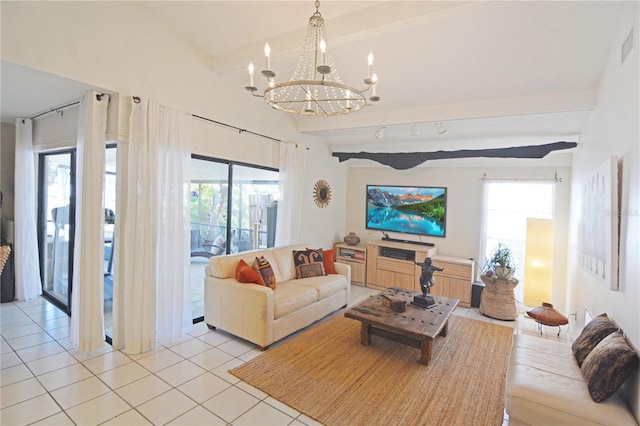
[344,232,360,245]
[527,302,569,326]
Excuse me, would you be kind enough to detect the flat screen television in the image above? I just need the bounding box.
[366,185,446,238]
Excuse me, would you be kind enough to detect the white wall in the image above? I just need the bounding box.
[190,118,280,169]
[566,2,640,417]
[297,135,350,248]
[346,162,572,310]
[1,1,346,249]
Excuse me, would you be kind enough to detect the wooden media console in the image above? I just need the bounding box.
[366,239,474,307]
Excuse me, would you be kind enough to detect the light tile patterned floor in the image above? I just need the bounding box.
[1,285,577,425]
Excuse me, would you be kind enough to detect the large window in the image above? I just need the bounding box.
[189,155,279,319]
[482,181,555,306]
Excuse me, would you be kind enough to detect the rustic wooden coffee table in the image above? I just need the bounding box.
[344,287,459,365]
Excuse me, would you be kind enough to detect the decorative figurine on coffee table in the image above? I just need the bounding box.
[412,258,443,308]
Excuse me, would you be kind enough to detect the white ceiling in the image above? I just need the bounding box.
[1,1,627,151]
[0,61,102,123]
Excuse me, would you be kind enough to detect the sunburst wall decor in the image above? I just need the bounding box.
[313,180,332,208]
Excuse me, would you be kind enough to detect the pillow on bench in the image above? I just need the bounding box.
[581,331,639,402]
[571,313,619,366]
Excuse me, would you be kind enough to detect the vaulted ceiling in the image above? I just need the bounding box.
[1,1,627,151]
[140,1,624,151]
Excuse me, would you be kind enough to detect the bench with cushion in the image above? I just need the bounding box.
[505,313,638,425]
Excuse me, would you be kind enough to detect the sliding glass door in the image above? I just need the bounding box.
[190,157,279,256]
[189,155,279,320]
[190,159,230,257]
[103,145,117,338]
[38,151,75,313]
[231,164,279,252]
[38,146,118,340]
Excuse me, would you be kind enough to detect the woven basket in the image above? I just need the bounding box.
[479,274,518,320]
[0,246,10,276]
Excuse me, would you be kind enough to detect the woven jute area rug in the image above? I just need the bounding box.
[230,313,513,426]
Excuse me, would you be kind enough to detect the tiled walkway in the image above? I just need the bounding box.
[1,285,575,425]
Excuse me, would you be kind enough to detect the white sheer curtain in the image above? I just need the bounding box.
[14,118,43,301]
[112,97,191,354]
[70,91,109,353]
[275,143,306,246]
[478,181,492,273]
[153,102,192,343]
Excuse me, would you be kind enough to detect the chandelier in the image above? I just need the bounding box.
[245,0,380,116]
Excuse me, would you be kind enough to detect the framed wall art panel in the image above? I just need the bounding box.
[580,156,619,290]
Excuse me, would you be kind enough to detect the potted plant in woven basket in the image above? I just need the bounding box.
[479,243,519,320]
[482,243,516,280]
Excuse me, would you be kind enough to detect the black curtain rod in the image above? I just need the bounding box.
[28,93,107,120]
[29,100,81,120]
[133,96,303,148]
[191,114,281,143]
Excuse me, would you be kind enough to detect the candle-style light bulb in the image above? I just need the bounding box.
[248,62,255,87]
[372,73,378,97]
[345,89,351,110]
[320,39,327,65]
[367,50,374,79]
[264,42,271,70]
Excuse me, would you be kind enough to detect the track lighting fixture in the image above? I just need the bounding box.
[435,122,447,135]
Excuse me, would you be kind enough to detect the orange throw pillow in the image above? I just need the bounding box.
[235,259,265,286]
[323,248,337,274]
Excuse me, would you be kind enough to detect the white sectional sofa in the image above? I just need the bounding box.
[505,333,637,425]
[204,244,351,349]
